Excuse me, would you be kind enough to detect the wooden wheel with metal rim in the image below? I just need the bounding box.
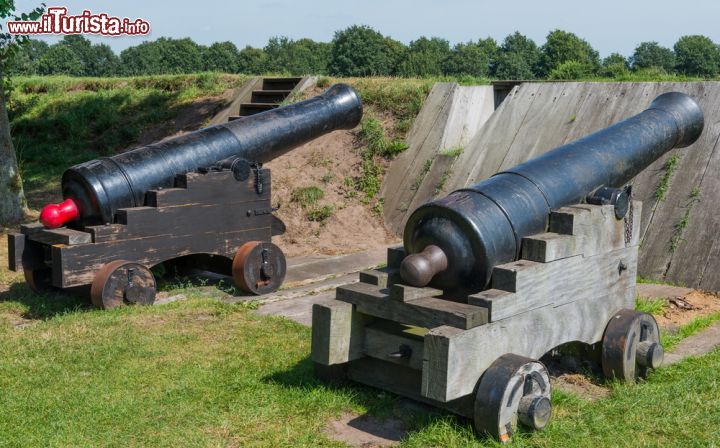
[474,354,552,443]
[602,309,663,382]
[232,241,286,295]
[90,260,156,309]
[24,268,54,294]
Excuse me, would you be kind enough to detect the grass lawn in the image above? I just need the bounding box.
[0,278,719,447]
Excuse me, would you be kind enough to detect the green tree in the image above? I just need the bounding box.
[446,38,498,77]
[328,25,400,76]
[383,37,406,75]
[603,52,629,68]
[120,38,204,75]
[540,29,600,76]
[37,44,83,76]
[599,52,630,78]
[674,35,720,77]
[397,36,451,77]
[202,41,240,73]
[630,42,675,72]
[493,32,540,79]
[264,37,330,75]
[237,46,267,74]
[1,1,45,224]
[58,36,119,76]
[7,38,47,75]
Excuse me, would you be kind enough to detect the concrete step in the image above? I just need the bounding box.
[251,89,292,104]
[239,103,279,116]
[262,77,302,91]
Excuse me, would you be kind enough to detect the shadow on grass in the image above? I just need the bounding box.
[0,282,91,319]
[263,355,472,443]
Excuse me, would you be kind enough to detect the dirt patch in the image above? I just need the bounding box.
[653,290,720,328]
[267,129,398,258]
[325,412,406,447]
[544,355,610,400]
[551,373,610,400]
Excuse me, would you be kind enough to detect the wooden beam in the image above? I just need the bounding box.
[337,282,488,330]
[310,301,367,365]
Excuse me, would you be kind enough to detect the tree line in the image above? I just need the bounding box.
[8,26,720,80]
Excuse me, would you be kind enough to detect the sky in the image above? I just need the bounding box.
[23,0,720,58]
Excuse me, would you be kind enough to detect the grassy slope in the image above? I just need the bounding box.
[7,73,248,211]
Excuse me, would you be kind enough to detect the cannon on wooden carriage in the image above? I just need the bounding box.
[7,84,363,309]
[311,92,703,441]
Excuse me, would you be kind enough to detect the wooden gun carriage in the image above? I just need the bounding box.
[311,201,663,441]
[311,91,703,441]
[8,165,286,308]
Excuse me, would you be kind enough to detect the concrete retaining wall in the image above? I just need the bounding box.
[381,83,495,234]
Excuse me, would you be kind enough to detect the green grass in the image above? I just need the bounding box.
[637,276,685,287]
[636,296,668,315]
[0,290,719,447]
[441,146,464,158]
[291,186,325,208]
[655,153,681,201]
[670,187,701,253]
[8,73,247,210]
[307,204,334,223]
[662,311,720,351]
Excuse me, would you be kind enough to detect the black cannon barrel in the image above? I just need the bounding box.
[44,84,363,227]
[401,92,704,292]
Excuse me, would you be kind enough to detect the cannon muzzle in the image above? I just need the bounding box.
[401,92,704,291]
[41,84,363,228]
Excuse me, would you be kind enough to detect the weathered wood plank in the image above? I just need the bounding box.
[20,222,45,236]
[146,170,270,207]
[521,232,585,263]
[389,283,442,302]
[358,269,389,287]
[549,202,642,255]
[387,246,406,270]
[7,233,25,271]
[52,226,270,287]
[28,227,92,246]
[346,357,475,418]
[451,83,544,190]
[336,282,488,330]
[471,246,637,321]
[423,286,636,402]
[310,301,366,365]
[383,83,457,233]
[363,325,424,370]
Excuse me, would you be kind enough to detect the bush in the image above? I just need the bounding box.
[307,205,334,222]
[549,60,596,80]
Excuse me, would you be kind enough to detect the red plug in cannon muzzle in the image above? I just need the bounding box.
[40,198,80,229]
